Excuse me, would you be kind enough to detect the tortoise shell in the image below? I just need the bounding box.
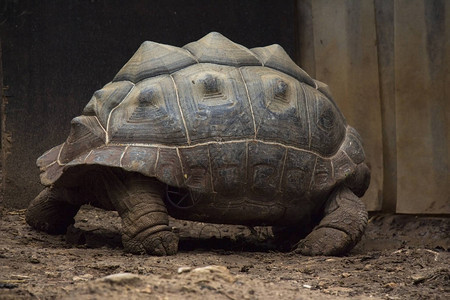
[37,32,365,218]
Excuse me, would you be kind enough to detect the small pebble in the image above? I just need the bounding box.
[29,256,40,264]
[45,272,61,278]
[139,285,152,294]
[385,282,398,289]
[99,273,141,285]
[73,274,94,282]
[10,275,30,280]
[177,267,192,274]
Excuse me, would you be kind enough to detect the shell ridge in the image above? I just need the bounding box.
[52,137,349,189]
[183,32,261,67]
[169,74,191,145]
[244,141,249,187]
[56,142,66,166]
[175,148,186,186]
[278,147,288,192]
[251,44,316,88]
[206,145,216,193]
[250,48,265,67]
[182,48,200,64]
[83,149,94,164]
[44,161,57,169]
[238,67,257,138]
[114,42,197,83]
[93,116,108,138]
[119,145,129,168]
[154,147,160,175]
[255,97,274,137]
[105,138,334,160]
[236,44,263,66]
[340,148,352,164]
[308,156,319,191]
[299,84,312,150]
[330,157,336,182]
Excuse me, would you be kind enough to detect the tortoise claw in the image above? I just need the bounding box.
[294,186,367,256]
[26,187,80,235]
[294,227,351,256]
[123,230,179,256]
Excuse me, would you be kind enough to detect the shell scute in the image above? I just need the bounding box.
[247,142,285,199]
[240,67,309,148]
[59,116,106,164]
[172,64,254,143]
[108,76,188,145]
[281,149,315,198]
[342,130,365,165]
[310,157,334,193]
[302,84,346,156]
[178,145,213,192]
[84,146,124,167]
[251,44,315,87]
[83,81,134,129]
[40,161,63,186]
[113,41,197,83]
[121,146,158,177]
[37,145,62,169]
[332,151,356,183]
[208,142,247,196]
[155,148,184,187]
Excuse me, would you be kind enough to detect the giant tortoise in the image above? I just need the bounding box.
[26,32,370,256]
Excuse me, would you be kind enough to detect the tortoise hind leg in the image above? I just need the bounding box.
[26,187,81,234]
[120,191,178,256]
[295,186,368,256]
[100,171,178,256]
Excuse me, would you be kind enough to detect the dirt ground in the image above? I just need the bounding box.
[0,204,448,300]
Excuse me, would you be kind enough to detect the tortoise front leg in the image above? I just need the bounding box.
[26,187,81,234]
[100,171,179,256]
[295,186,368,256]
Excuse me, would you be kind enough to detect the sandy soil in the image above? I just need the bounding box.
[0,205,448,300]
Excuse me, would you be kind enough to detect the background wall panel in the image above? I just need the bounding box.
[306,0,384,211]
[394,0,449,214]
[298,0,449,214]
[374,0,397,212]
